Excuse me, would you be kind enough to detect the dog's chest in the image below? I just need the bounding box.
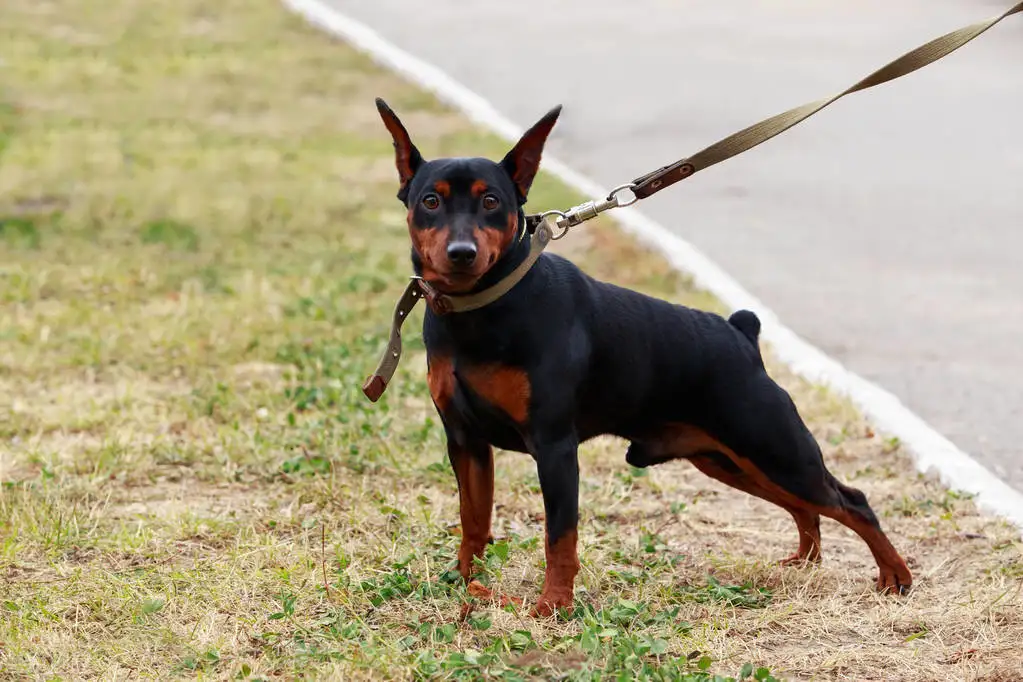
[426,351,531,453]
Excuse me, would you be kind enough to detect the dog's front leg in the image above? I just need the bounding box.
[447,437,495,582]
[531,431,581,618]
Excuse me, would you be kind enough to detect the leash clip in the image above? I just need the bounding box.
[526,183,638,238]
[539,210,571,240]
[606,183,639,208]
[556,183,639,233]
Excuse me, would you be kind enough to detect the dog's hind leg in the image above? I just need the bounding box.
[688,452,822,565]
[711,377,912,594]
[628,433,821,564]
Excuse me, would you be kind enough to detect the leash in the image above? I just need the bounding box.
[525,1,1022,234]
[363,2,1021,402]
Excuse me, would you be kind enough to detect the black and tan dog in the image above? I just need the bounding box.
[374,97,911,617]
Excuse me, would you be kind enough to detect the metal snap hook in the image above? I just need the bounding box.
[606,183,639,208]
[539,209,571,240]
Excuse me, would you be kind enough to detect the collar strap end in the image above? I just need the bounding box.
[362,375,387,402]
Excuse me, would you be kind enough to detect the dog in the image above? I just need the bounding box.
[374,97,912,617]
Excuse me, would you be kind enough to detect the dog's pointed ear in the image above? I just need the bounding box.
[500,105,561,203]
[376,98,425,202]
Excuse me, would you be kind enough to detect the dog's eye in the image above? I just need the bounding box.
[482,194,500,211]
[422,194,441,210]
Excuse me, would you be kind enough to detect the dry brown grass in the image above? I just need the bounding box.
[1,0,1021,680]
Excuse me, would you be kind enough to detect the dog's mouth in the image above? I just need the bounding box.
[426,269,483,294]
[419,249,500,295]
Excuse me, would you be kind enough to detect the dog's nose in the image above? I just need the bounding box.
[446,242,477,268]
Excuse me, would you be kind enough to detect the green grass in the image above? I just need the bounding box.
[1,0,1021,680]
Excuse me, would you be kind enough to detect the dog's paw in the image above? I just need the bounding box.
[465,580,523,608]
[778,543,822,567]
[778,552,822,567]
[529,590,573,618]
[876,565,913,595]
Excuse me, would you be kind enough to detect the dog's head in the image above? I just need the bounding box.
[376,98,561,294]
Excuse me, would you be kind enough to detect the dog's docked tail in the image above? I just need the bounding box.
[728,309,761,345]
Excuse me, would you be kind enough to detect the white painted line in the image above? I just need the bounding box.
[283,0,1023,529]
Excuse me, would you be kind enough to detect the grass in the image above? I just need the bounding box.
[1,0,1021,679]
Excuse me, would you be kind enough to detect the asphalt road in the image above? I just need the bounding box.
[326,0,1023,491]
